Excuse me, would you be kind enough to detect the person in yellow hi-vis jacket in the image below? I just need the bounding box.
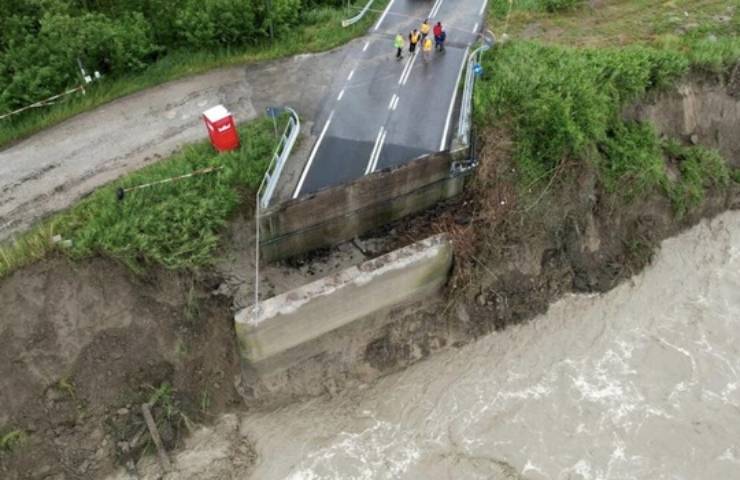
[420,19,431,44]
[409,29,421,54]
[394,33,405,60]
[422,35,433,62]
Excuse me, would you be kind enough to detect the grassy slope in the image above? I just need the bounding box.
[0,117,281,277]
[475,0,739,214]
[0,1,385,149]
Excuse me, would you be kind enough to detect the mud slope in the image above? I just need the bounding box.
[0,257,243,479]
[625,67,740,168]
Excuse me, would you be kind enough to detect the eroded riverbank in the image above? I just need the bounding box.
[235,209,740,479]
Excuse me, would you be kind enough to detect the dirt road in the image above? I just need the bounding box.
[0,44,353,241]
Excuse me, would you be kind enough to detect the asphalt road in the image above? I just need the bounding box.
[292,0,487,198]
[0,0,486,240]
[0,49,349,241]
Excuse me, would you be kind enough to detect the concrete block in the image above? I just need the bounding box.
[234,234,452,374]
[258,150,471,261]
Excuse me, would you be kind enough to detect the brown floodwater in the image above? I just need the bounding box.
[241,210,740,479]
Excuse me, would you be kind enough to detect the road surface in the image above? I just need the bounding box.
[0,0,487,241]
[292,0,487,198]
[0,47,349,241]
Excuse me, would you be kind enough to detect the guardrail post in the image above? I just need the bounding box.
[456,31,495,147]
[254,106,301,315]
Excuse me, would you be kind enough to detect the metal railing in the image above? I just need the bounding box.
[257,107,300,210]
[456,31,495,146]
[341,0,376,27]
[254,107,300,316]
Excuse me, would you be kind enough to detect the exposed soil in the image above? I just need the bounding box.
[0,76,738,479]
[0,257,244,479]
[625,68,740,168]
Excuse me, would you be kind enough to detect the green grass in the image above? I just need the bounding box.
[598,122,668,200]
[474,1,738,215]
[0,1,385,149]
[0,117,279,278]
[487,0,738,49]
[0,429,26,453]
[475,41,688,185]
[663,140,731,217]
[473,38,734,215]
[490,0,583,16]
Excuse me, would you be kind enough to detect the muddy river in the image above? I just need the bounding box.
[239,210,740,479]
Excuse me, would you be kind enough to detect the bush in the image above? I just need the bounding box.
[475,41,688,188]
[175,0,259,49]
[663,140,730,217]
[598,122,666,199]
[0,12,156,111]
[0,0,344,113]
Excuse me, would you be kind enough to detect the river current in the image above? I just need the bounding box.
[242,211,740,479]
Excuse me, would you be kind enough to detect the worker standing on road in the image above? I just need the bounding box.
[409,29,420,54]
[422,36,433,62]
[394,33,405,60]
[420,19,431,44]
[433,22,444,51]
[438,28,447,52]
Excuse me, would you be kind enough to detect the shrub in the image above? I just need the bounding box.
[0,0,346,113]
[663,140,730,217]
[475,41,688,189]
[0,12,156,111]
[541,0,581,13]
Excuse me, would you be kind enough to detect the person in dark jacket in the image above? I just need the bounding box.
[409,29,420,54]
[434,22,446,51]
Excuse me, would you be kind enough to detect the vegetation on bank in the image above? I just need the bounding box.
[0,0,381,148]
[0,117,281,277]
[0,429,26,453]
[475,0,739,216]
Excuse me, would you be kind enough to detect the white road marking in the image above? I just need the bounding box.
[478,0,488,16]
[440,47,469,151]
[472,22,479,33]
[398,0,443,87]
[369,130,387,173]
[337,89,345,101]
[293,110,335,198]
[430,0,444,18]
[401,52,418,85]
[363,41,370,52]
[388,94,398,110]
[391,95,400,110]
[348,69,355,81]
[366,127,385,175]
[372,131,387,172]
[374,0,396,31]
[398,55,414,84]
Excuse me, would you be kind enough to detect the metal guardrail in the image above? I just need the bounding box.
[341,0,376,27]
[254,107,300,315]
[457,31,495,146]
[257,107,300,209]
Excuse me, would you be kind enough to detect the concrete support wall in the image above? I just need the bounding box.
[259,151,466,261]
[234,234,452,376]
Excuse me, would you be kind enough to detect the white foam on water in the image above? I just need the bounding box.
[241,211,740,480]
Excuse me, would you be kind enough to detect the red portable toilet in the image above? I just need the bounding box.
[203,105,240,152]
